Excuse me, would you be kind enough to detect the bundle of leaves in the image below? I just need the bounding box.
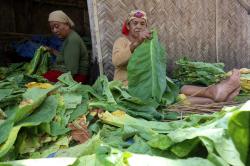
[174,58,226,86]
[25,46,50,75]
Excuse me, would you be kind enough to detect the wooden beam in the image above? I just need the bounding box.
[32,0,85,9]
[0,32,50,37]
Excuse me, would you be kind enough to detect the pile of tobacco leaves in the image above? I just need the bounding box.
[0,31,249,166]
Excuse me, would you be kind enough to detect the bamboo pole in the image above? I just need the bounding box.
[87,0,104,75]
[215,0,219,63]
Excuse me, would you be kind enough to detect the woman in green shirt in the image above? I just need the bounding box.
[44,10,89,83]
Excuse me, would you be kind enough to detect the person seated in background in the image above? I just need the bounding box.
[43,10,89,83]
[112,10,241,104]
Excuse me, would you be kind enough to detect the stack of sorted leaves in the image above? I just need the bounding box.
[174,58,226,86]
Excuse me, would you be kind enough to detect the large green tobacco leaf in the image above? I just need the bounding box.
[56,135,102,158]
[99,111,190,135]
[99,125,133,149]
[25,47,45,75]
[14,86,58,123]
[167,107,246,166]
[128,31,166,103]
[0,120,14,145]
[161,77,179,106]
[228,101,250,164]
[92,75,116,104]
[72,145,215,166]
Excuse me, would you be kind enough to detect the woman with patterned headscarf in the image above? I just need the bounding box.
[112,10,151,85]
[43,10,89,83]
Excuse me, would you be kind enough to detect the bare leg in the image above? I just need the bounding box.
[181,69,240,102]
[187,96,214,105]
[208,69,240,102]
[181,85,213,99]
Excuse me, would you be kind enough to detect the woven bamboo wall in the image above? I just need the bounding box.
[217,0,250,70]
[88,0,250,79]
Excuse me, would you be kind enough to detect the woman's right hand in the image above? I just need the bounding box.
[138,29,151,42]
[130,29,151,52]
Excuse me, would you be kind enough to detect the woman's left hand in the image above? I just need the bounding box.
[130,29,152,52]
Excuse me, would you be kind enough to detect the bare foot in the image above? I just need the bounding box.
[209,69,240,102]
[226,86,241,101]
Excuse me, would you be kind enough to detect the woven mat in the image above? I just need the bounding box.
[166,101,242,115]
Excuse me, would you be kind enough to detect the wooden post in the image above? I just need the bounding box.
[87,0,104,75]
[215,0,219,62]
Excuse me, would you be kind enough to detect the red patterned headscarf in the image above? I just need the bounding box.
[122,10,147,36]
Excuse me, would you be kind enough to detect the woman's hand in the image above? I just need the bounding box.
[138,29,151,41]
[130,29,151,52]
[44,46,60,56]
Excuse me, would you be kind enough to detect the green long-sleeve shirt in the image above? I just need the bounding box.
[51,30,89,75]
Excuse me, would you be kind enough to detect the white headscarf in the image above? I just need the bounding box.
[48,10,74,27]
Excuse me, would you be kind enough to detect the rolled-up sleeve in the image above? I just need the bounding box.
[112,37,132,67]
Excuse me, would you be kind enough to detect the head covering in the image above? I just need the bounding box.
[48,10,74,27]
[126,10,147,24]
[122,10,148,36]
